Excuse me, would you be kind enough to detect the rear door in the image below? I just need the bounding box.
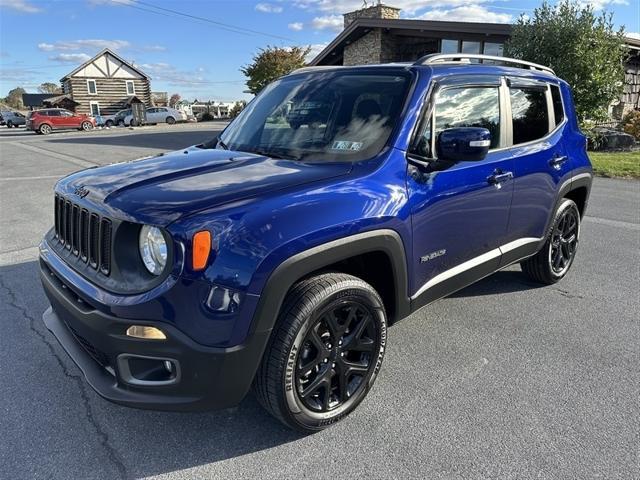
[46,110,63,129]
[500,78,572,265]
[407,76,514,308]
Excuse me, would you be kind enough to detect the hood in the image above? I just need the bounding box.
[56,147,351,225]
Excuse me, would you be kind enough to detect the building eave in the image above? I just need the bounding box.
[59,48,151,82]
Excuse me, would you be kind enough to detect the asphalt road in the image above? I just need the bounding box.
[0,124,638,479]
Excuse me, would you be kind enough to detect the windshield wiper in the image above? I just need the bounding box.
[246,148,298,161]
[216,137,229,150]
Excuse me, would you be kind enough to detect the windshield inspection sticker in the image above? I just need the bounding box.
[331,141,363,151]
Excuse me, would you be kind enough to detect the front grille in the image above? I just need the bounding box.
[54,194,112,275]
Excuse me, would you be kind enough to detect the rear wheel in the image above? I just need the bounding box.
[39,123,52,135]
[521,198,581,284]
[117,119,125,127]
[105,120,114,127]
[254,273,387,432]
[6,121,13,128]
[166,116,176,125]
[81,121,93,131]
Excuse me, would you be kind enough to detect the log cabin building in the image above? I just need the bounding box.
[58,48,152,116]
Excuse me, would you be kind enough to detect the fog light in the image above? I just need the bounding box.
[126,325,166,340]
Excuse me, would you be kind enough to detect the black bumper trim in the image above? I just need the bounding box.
[40,258,271,412]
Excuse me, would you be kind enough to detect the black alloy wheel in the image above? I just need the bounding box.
[254,273,387,432]
[521,198,581,284]
[295,300,379,412]
[549,204,579,276]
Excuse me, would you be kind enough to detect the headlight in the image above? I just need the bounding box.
[139,225,168,275]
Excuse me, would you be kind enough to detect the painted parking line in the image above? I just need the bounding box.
[584,215,640,231]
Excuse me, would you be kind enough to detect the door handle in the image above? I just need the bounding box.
[549,155,568,170]
[488,171,513,187]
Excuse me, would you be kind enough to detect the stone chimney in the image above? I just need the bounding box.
[343,3,401,29]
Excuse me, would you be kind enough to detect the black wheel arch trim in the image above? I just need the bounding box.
[251,229,410,338]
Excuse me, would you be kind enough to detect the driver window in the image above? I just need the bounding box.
[411,85,501,158]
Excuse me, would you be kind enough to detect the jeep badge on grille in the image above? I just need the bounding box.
[74,186,90,198]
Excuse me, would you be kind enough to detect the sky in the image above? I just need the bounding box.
[0,0,638,102]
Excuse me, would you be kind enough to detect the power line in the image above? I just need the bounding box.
[114,0,294,42]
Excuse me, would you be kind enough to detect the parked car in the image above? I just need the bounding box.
[124,106,186,126]
[101,109,131,128]
[26,108,95,135]
[40,55,592,432]
[0,110,26,128]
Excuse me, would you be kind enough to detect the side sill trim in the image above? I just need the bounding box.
[410,237,543,301]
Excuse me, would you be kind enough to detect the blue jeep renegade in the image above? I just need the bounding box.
[40,54,592,431]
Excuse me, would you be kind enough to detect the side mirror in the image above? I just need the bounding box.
[437,127,491,162]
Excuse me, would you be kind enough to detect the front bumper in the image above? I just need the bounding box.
[40,258,269,412]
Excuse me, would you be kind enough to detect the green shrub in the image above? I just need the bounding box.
[622,110,640,140]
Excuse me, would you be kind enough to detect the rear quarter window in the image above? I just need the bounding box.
[550,85,565,126]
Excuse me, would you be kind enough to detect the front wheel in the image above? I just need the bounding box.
[105,120,114,128]
[81,121,93,131]
[6,121,13,128]
[254,273,387,432]
[166,116,176,125]
[39,123,52,135]
[521,198,581,284]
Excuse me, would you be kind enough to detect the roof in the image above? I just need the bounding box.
[60,48,150,81]
[22,93,58,107]
[311,17,640,66]
[310,18,513,66]
[42,94,79,106]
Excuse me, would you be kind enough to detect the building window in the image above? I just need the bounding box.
[126,80,135,95]
[483,42,504,56]
[87,79,97,95]
[440,39,459,54]
[90,102,100,116]
[461,41,481,54]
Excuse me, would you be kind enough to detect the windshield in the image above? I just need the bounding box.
[219,70,412,162]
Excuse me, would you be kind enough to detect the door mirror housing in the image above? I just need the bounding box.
[436,127,491,162]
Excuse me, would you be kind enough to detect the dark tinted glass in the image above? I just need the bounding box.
[47,110,60,117]
[441,39,458,53]
[510,88,549,144]
[220,71,411,162]
[550,85,564,126]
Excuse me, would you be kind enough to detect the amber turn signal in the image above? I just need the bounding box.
[192,230,211,271]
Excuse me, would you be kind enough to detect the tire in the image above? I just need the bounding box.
[105,120,114,128]
[521,198,581,284]
[39,124,52,135]
[81,121,93,131]
[254,272,387,432]
[166,116,176,125]
[117,120,125,127]
[6,121,13,128]
[130,119,139,127]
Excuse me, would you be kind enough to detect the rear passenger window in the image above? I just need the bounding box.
[510,87,549,144]
[550,85,564,126]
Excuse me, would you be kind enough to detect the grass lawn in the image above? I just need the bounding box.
[588,151,640,179]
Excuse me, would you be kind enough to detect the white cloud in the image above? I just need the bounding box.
[49,53,92,63]
[140,62,211,86]
[288,22,304,31]
[306,42,329,61]
[416,5,512,23]
[255,2,283,13]
[291,0,489,15]
[38,39,131,52]
[0,0,42,13]
[310,14,343,32]
[579,0,628,10]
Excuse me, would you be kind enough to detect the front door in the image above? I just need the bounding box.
[407,79,514,309]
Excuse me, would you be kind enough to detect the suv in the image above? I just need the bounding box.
[26,108,95,135]
[0,110,26,128]
[39,55,592,432]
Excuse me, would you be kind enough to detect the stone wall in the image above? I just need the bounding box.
[344,30,383,65]
[343,4,400,29]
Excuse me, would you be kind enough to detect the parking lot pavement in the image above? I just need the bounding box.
[0,124,638,479]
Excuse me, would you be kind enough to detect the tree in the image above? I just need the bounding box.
[240,46,310,95]
[504,0,627,123]
[229,100,247,118]
[5,87,26,109]
[38,82,62,94]
[169,93,181,108]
